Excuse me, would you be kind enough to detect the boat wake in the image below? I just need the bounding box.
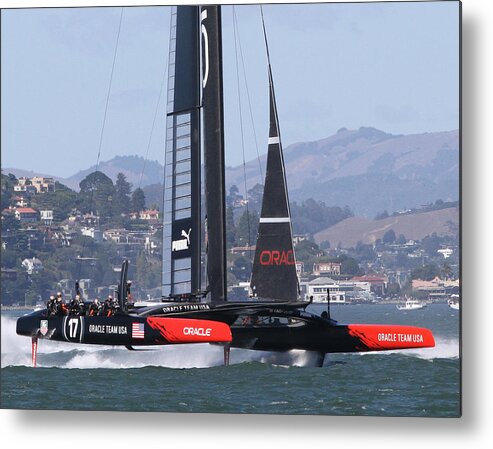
[1,315,459,369]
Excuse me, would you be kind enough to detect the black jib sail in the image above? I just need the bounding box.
[249,60,299,301]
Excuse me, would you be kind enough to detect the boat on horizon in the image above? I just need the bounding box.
[396,298,427,311]
[16,5,435,367]
[448,294,460,310]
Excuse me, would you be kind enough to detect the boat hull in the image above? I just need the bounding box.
[17,302,435,355]
[231,323,435,353]
[16,310,232,346]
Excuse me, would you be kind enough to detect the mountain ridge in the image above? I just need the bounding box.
[3,127,459,217]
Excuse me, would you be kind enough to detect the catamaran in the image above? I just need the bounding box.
[17,5,435,367]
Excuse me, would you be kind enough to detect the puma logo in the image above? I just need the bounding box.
[172,228,192,252]
[181,228,192,245]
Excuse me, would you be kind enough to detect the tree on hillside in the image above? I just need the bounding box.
[131,187,146,212]
[1,173,17,210]
[236,210,259,246]
[421,233,441,256]
[114,173,132,215]
[294,239,322,265]
[226,207,236,249]
[411,264,440,281]
[247,183,264,213]
[226,184,241,208]
[79,171,116,218]
[338,255,361,276]
[375,210,389,220]
[382,229,396,244]
[30,182,77,222]
[397,233,407,244]
[290,199,353,235]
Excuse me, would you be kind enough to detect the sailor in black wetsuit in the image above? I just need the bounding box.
[55,295,68,315]
[69,295,85,316]
[89,298,102,316]
[103,296,115,317]
[46,295,56,316]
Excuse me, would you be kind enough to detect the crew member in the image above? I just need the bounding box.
[103,296,115,317]
[55,294,68,315]
[69,294,84,316]
[126,281,133,307]
[46,295,56,316]
[89,298,102,316]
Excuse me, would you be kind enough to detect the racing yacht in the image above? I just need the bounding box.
[17,5,435,367]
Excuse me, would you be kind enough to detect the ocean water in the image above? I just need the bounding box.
[0,304,460,417]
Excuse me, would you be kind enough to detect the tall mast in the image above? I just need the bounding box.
[201,5,227,302]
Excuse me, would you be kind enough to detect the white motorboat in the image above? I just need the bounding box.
[396,299,427,310]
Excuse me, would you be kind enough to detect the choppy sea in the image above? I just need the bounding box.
[0,303,460,417]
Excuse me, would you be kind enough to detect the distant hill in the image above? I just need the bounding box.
[5,127,459,217]
[65,155,164,191]
[1,168,68,186]
[313,206,459,249]
[226,127,459,217]
[3,156,164,192]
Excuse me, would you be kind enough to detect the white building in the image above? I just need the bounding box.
[304,277,346,303]
[81,227,103,242]
[304,277,375,303]
[40,209,54,225]
[22,257,43,275]
[437,248,453,259]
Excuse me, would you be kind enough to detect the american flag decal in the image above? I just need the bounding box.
[132,322,145,339]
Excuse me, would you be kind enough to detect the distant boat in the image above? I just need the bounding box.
[396,299,427,311]
[448,294,460,310]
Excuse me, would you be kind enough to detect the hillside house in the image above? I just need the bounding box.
[13,178,37,195]
[40,210,54,225]
[10,195,29,208]
[22,257,43,275]
[412,276,459,300]
[296,261,304,277]
[31,176,55,193]
[81,227,103,242]
[14,207,39,222]
[140,209,160,221]
[437,248,454,259]
[130,210,160,221]
[230,245,256,256]
[350,275,387,296]
[312,262,341,276]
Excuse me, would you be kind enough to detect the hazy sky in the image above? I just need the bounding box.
[1,1,460,178]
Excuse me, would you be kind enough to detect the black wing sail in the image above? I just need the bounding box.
[162,6,202,297]
[250,65,299,301]
[201,5,227,302]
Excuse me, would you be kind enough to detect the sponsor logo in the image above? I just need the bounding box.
[161,304,211,314]
[88,324,127,335]
[377,332,424,343]
[201,9,209,88]
[259,250,295,266]
[183,327,212,337]
[40,320,48,336]
[172,228,191,252]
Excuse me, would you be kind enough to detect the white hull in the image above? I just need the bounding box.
[396,301,427,311]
